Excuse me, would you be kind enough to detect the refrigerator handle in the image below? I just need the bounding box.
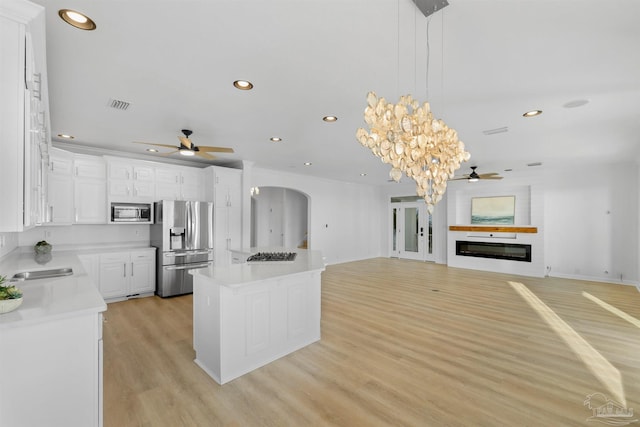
[186,202,192,250]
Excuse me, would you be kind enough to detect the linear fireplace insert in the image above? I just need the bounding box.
[456,241,532,262]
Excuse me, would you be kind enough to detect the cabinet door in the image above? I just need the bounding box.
[47,172,73,224]
[155,167,181,201]
[133,166,154,181]
[108,162,132,180]
[74,157,106,179]
[108,180,131,198]
[75,179,106,223]
[133,180,155,199]
[78,254,100,289]
[214,206,230,265]
[129,250,155,294]
[99,252,129,298]
[180,168,204,201]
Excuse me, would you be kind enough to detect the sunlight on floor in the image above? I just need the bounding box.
[582,292,640,329]
[508,281,626,405]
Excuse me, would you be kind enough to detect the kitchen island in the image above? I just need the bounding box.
[191,249,325,384]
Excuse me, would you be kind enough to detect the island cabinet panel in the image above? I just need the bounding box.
[192,252,324,385]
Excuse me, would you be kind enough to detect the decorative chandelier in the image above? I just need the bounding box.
[356,91,470,213]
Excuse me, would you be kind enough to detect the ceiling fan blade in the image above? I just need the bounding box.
[195,151,216,160]
[197,145,234,153]
[178,136,192,149]
[478,172,500,178]
[482,176,504,180]
[133,141,179,150]
[449,175,471,181]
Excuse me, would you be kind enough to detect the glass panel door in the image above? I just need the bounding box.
[389,200,436,261]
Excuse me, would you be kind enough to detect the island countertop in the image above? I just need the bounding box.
[191,248,325,288]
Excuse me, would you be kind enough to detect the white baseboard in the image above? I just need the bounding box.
[549,272,639,287]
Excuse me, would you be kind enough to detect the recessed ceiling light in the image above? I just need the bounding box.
[360,173,367,176]
[522,110,542,118]
[58,9,96,30]
[57,133,74,139]
[233,80,253,90]
[304,162,312,166]
[146,148,158,153]
[270,137,282,142]
[323,116,338,122]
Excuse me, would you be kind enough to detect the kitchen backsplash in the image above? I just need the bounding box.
[18,224,151,250]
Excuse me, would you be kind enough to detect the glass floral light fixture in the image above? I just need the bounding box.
[356,91,470,213]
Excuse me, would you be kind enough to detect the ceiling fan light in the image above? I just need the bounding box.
[179,148,195,156]
[468,177,479,182]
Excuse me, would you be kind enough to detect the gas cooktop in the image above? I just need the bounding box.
[246,252,297,263]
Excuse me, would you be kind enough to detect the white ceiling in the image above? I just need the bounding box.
[33,0,640,185]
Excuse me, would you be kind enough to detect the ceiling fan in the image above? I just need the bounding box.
[450,166,503,182]
[134,129,234,160]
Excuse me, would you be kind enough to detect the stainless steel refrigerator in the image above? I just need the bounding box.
[151,200,214,297]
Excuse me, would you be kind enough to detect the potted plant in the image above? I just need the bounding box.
[34,240,52,254]
[0,275,23,314]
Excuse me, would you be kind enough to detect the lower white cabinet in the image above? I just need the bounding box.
[0,312,103,427]
[97,248,156,300]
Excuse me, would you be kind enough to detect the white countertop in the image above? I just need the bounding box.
[0,248,126,328]
[192,248,325,288]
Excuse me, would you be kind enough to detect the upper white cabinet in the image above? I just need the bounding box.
[74,155,107,224]
[0,0,50,232]
[209,166,242,265]
[106,157,155,201]
[47,148,74,225]
[155,165,204,201]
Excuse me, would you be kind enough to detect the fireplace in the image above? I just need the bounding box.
[456,241,532,262]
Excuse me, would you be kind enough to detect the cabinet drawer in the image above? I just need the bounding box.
[99,253,129,264]
[130,250,154,261]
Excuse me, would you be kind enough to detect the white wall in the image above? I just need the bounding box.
[251,168,384,265]
[543,162,638,285]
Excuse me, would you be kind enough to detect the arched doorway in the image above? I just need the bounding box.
[251,187,309,249]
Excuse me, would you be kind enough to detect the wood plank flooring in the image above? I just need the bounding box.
[103,258,640,426]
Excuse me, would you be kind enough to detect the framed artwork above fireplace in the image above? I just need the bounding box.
[471,195,515,225]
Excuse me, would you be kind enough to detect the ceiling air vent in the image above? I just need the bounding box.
[482,126,508,136]
[527,162,543,167]
[108,98,131,111]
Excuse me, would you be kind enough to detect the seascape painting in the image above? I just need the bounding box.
[471,196,515,225]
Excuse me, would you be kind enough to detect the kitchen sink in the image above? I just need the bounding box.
[11,268,73,281]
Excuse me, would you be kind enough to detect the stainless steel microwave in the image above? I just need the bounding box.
[110,202,152,223]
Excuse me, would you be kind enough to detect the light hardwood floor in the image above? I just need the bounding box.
[103,258,640,426]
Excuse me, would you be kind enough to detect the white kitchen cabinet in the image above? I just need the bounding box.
[47,148,74,225]
[78,253,100,289]
[106,157,155,201]
[155,165,204,201]
[211,166,242,208]
[74,155,107,223]
[210,167,242,265]
[0,0,50,232]
[98,248,156,300]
